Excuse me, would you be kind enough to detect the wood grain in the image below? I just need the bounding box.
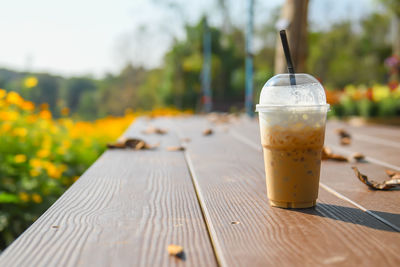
[0,119,217,267]
[227,116,400,230]
[169,116,400,267]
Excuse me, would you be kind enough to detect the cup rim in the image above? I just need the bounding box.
[255,104,330,112]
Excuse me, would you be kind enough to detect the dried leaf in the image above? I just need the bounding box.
[180,138,191,143]
[107,138,158,150]
[207,113,233,124]
[340,137,351,145]
[336,128,351,138]
[336,128,352,145]
[350,152,365,162]
[352,167,400,190]
[385,169,399,178]
[107,142,126,149]
[203,128,213,136]
[142,126,167,135]
[167,244,184,258]
[321,146,348,162]
[166,146,185,151]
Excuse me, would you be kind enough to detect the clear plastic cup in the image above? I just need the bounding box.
[255,74,329,208]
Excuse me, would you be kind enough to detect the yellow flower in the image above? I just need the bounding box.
[29,158,42,168]
[46,164,62,179]
[21,101,35,111]
[39,110,52,120]
[14,154,27,163]
[31,193,42,203]
[30,169,41,177]
[19,192,30,202]
[62,140,71,149]
[6,91,23,106]
[1,122,12,132]
[37,149,50,158]
[24,76,38,88]
[0,110,19,121]
[372,85,390,102]
[0,89,6,99]
[13,127,28,137]
[26,114,37,123]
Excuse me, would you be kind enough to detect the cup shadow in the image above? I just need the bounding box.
[290,203,400,233]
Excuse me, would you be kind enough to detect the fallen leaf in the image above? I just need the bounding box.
[336,128,351,138]
[336,128,352,145]
[107,143,126,149]
[166,146,185,151]
[142,126,167,135]
[167,244,184,258]
[107,138,159,150]
[350,152,365,162]
[340,137,351,145]
[207,113,235,124]
[385,170,400,179]
[203,128,213,136]
[352,167,400,190]
[180,138,191,143]
[321,146,348,162]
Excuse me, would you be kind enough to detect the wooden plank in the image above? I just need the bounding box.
[328,120,400,144]
[169,116,400,267]
[0,119,217,267]
[227,116,400,230]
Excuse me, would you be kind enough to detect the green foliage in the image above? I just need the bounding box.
[308,13,391,88]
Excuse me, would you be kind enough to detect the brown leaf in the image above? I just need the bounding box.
[352,167,400,190]
[336,128,352,145]
[321,146,348,162]
[203,128,213,136]
[207,113,233,124]
[107,142,127,149]
[107,138,158,150]
[340,137,351,145]
[385,169,399,178]
[167,244,184,258]
[166,146,185,151]
[142,126,167,135]
[350,152,365,162]
[180,138,191,143]
[336,128,351,138]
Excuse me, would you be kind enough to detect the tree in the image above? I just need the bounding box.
[274,0,309,74]
[379,0,400,56]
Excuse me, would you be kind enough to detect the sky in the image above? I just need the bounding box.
[0,0,375,78]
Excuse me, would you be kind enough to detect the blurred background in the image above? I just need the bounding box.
[0,0,399,250]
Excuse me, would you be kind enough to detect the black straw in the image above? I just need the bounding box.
[279,30,296,85]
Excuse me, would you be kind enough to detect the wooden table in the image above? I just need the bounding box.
[1,116,399,266]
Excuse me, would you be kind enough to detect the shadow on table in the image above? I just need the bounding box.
[291,203,400,233]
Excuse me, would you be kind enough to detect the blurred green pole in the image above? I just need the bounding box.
[245,0,254,117]
[202,17,212,113]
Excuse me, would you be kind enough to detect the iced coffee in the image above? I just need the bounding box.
[256,74,329,208]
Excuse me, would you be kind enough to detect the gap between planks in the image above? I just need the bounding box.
[229,128,400,233]
[154,119,223,267]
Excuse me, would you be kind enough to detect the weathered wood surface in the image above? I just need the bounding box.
[1,115,399,267]
[0,119,217,267]
[228,116,400,230]
[171,116,400,266]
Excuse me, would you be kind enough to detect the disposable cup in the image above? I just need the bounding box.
[256,74,329,208]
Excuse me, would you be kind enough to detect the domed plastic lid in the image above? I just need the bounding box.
[255,73,329,112]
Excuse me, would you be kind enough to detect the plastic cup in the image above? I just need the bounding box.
[255,74,329,208]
